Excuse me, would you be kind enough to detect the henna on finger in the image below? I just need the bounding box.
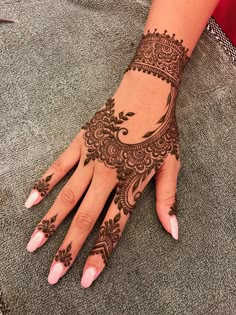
[168,195,178,216]
[34,173,53,197]
[55,242,73,267]
[26,214,58,252]
[25,173,54,208]
[37,214,58,238]
[48,242,73,285]
[90,212,121,265]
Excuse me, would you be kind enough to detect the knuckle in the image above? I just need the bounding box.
[60,188,76,205]
[74,212,94,231]
[51,158,66,173]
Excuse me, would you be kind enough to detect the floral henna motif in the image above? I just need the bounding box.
[33,174,53,197]
[37,214,57,238]
[90,212,121,265]
[82,86,179,215]
[168,199,177,216]
[126,30,189,88]
[86,30,188,265]
[55,242,72,267]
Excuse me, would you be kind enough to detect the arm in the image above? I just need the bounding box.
[26,0,219,288]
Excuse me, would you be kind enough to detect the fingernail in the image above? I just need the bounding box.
[169,215,179,240]
[25,190,40,208]
[48,263,65,285]
[81,267,97,288]
[26,231,46,252]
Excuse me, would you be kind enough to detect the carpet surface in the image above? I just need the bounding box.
[0,1,236,314]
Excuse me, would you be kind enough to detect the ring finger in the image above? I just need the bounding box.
[47,165,117,284]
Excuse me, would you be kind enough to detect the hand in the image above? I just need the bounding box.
[25,70,180,288]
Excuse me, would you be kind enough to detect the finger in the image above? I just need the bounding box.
[155,154,181,240]
[26,158,94,253]
[25,133,83,208]
[47,165,117,285]
[80,168,155,289]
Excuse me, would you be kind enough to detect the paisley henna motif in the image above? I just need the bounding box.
[82,87,179,215]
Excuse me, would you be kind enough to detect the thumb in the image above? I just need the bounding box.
[155,154,181,240]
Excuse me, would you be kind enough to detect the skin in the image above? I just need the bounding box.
[25,0,219,288]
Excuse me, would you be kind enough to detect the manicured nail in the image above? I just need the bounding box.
[25,190,40,208]
[48,263,65,285]
[169,215,178,240]
[81,267,97,288]
[26,231,46,252]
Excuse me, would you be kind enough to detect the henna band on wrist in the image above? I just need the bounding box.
[126,30,189,88]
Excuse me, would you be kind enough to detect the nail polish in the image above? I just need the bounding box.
[81,267,97,288]
[48,263,65,285]
[26,231,46,252]
[169,215,179,240]
[25,190,41,208]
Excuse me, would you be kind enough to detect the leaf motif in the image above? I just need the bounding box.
[126,112,135,116]
[66,242,72,253]
[142,130,156,138]
[114,212,121,223]
[157,114,166,124]
[50,214,57,223]
[119,111,124,118]
[84,158,91,166]
[123,116,128,121]
[45,174,53,182]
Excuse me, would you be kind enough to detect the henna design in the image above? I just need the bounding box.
[126,30,189,88]
[168,197,177,216]
[85,30,187,265]
[37,214,57,238]
[55,242,72,267]
[33,174,53,197]
[82,87,179,215]
[90,212,121,265]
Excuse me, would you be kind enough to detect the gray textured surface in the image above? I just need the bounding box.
[0,0,236,314]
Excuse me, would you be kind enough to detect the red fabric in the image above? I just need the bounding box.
[213,0,236,46]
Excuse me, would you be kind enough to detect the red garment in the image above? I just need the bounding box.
[213,0,236,46]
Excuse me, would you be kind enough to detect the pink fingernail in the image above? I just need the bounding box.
[169,215,179,240]
[25,190,41,208]
[26,231,46,252]
[48,263,65,285]
[81,267,97,288]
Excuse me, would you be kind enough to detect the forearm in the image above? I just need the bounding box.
[122,0,219,94]
[145,0,219,56]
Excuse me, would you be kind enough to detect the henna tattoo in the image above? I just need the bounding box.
[33,174,53,197]
[55,242,72,267]
[82,87,179,215]
[37,214,57,238]
[126,30,189,88]
[90,212,121,265]
[85,30,186,265]
[168,197,177,216]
